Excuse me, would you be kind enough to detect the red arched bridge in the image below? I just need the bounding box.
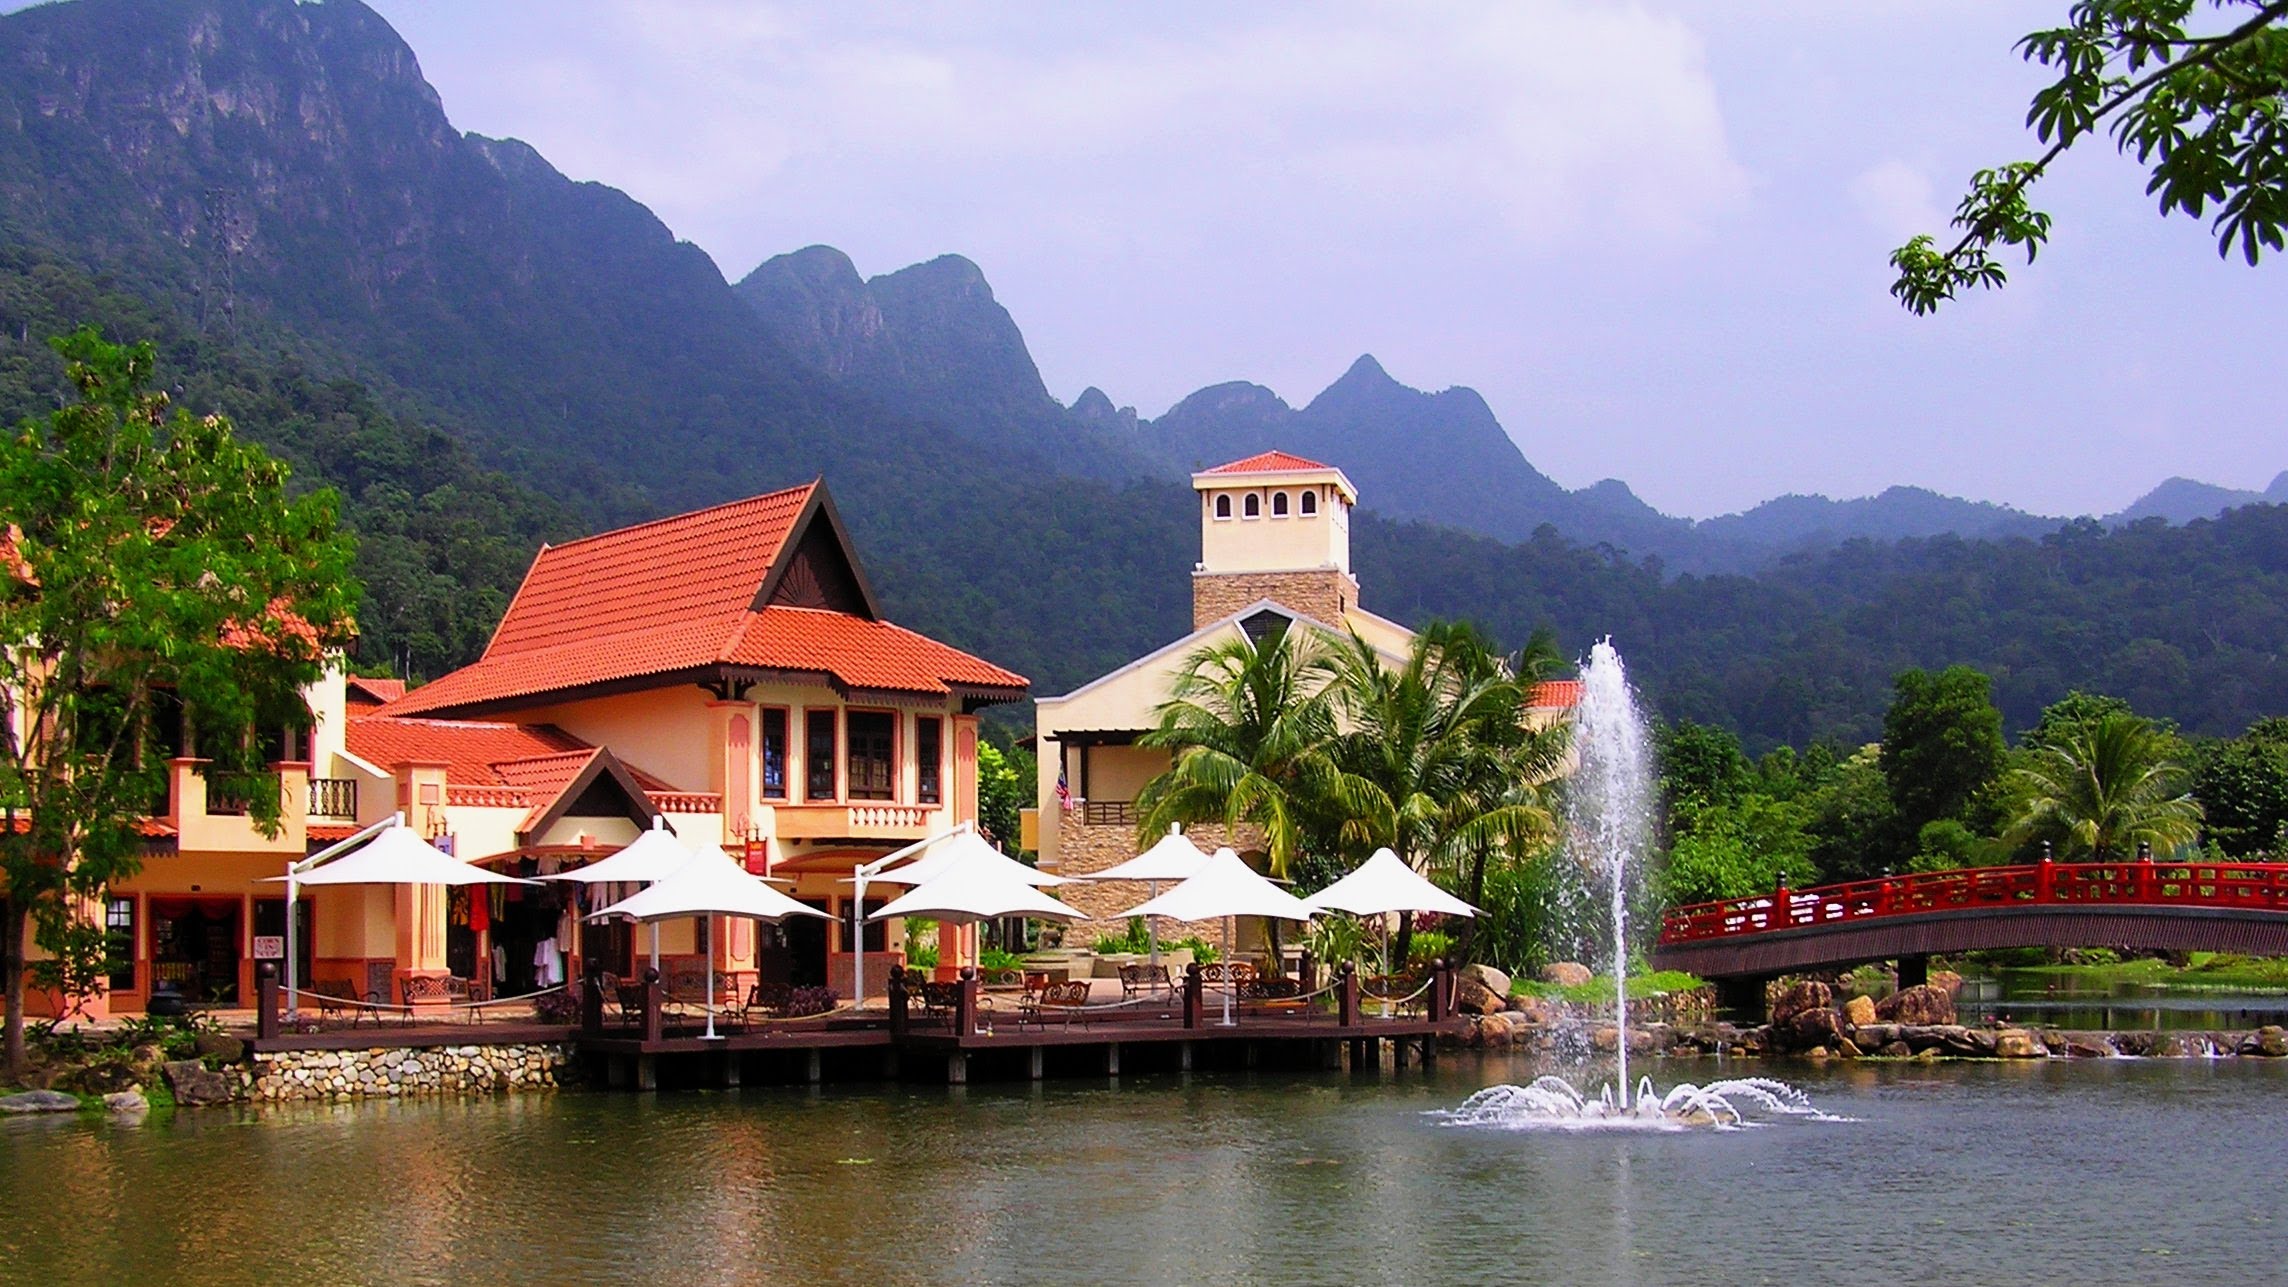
[1652,858,2288,1010]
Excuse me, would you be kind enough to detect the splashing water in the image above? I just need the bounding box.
[1442,639,1837,1130]
[1437,1076,1848,1132]
[1568,638,1653,1108]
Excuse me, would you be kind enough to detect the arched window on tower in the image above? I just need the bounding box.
[1299,490,1318,516]
[1271,491,1289,517]
[1243,493,1261,519]
[1214,494,1232,520]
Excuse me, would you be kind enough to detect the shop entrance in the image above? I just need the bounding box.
[148,898,241,1004]
[784,901,829,988]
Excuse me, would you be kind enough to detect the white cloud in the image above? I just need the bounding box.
[1849,159,1943,243]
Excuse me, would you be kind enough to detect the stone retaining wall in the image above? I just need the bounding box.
[250,1042,574,1101]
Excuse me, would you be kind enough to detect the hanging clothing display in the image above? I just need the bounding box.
[532,938,561,988]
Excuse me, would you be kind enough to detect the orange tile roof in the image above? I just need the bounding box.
[346,716,590,782]
[345,676,407,705]
[307,822,362,842]
[386,483,1027,715]
[1527,679,1583,710]
[1200,450,1334,475]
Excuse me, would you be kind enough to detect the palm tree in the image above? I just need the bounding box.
[2007,712,2203,860]
[1326,621,1566,967]
[1134,625,1350,965]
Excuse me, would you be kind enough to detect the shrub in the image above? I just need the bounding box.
[1169,935,1220,964]
[906,943,940,970]
[786,986,838,1018]
[979,947,1026,972]
[1407,930,1456,967]
[531,988,581,1024]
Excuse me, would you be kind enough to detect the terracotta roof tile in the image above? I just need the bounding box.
[344,676,406,705]
[1200,450,1334,475]
[346,716,590,782]
[1527,679,1583,710]
[386,484,1027,715]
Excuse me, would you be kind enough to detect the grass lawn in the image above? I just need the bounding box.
[1512,970,1706,1004]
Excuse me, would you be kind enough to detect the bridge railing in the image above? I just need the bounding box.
[1658,859,2288,944]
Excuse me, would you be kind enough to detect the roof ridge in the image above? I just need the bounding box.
[535,482,816,555]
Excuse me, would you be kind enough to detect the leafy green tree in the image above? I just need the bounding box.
[1893,1,2288,313]
[2194,717,2288,855]
[2007,711,2204,858]
[2025,690,2138,747]
[1658,720,1752,812]
[1805,746,1900,882]
[0,331,355,1074]
[1135,625,1346,887]
[1325,621,1564,967]
[1882,666,2008,849]
[975,739,1033,858]
[1663,794,1816,905]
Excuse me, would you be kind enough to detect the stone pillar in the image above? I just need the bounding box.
[392,760,452,1007]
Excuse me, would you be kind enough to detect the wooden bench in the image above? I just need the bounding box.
[1016,979,1092,1028]
[306,978,378,1027]
[729,981,793,1028]
[1236,976,1309,1015]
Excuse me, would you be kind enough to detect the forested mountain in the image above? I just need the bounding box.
[0,0,2281,752]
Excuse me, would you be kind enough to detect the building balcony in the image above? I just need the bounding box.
[167,758,307,855]
[765,800,941,841]
[307,777,359,820]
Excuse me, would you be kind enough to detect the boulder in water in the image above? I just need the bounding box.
[161,1059,238,1107]
[1842,995,1877,1028]
[1455,978,1505,1016]
[1771,980,1833,1030]
[2240,1026,2288,1057]
[103,1089,150,1118]
[1993,1028,2046,1058]
[1784,1006,1844,1052]
[1539,962,1593,988]
[1877,1040,1913,1057]
[1875,984,1956,1026]
[0,1089,79,1114]
[2111,1031,2157,1057]
[1459,963,1512,997]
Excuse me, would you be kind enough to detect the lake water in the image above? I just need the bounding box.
[1956,970,2288,1031]
[4,1053,2283,1286]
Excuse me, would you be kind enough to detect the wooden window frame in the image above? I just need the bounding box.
[804,708,839,802]
[916,715,944,806]
[844,708,899,803]
[759,706,790,801]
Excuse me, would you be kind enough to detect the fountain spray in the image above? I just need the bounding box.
[1568,638,1653,1108]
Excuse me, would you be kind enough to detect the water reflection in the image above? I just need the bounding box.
[4,1054,2285,1285]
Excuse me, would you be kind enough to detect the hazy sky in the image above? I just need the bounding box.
[99,3,2288,516]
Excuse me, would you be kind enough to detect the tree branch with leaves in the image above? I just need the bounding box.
[1893,0,2288,313]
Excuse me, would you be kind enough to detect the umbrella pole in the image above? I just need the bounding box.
[1221,914,1235,1027]
[704,915,719,1040]
[649,921,660,973]
[1146,880,1160,991]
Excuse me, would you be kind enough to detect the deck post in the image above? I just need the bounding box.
[1298,951,1316,993]
[2037,854,2055,902]
[1337,962,1358,1028]
[887,965,909,1039]
[634,1054,656,1092]
[641,968,664,1044]
[1029,1046,1044,1080]
[722,1052,741,1088]
[1179,1040,1193,1072]
[955,967,981,1036]
[807,1049,823,1084]
[1427,959,1453,1021]
[947,1051,968,1085]
[581,961,603,1035]
[1105,1042,1120,1076]
[1319,1039,1341,1071]
[257,963,280,1040]
[1419,1033,1437,1068]
[1183,962,1203,1029]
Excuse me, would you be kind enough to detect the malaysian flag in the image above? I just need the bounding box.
[1056,767,1076,811]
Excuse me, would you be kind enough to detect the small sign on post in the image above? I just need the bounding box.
[253,935,285,962]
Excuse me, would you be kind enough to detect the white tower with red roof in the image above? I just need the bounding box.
[1189,450,1361,629]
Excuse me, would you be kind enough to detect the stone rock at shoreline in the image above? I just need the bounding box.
[1877,1040,1913,1057]
[193,1032,246,1064]
[2059,1034,2114,1059]
[1836,1037,1863,1059]
[66,1062,143,1095]
[1784,1007,1845,1052]
[2111,1031,2157,1057]
[1992,1028,2046,1058]
[1771,981,1833,1031]
[2242,1026,2288,1057]
[1875,984,1956,1026]
[1842,995,1878,1028]
[1930,969,1964,997]
[1455,978,1505,1016]
[162,1059,238,1107]
[1539,962,1593,988]
[1459,963,1512,998]
[1855,1023,1901,1048]
[103,1089,150,1118]
[1506,994,1553,1026]
[0,1089,79,1114]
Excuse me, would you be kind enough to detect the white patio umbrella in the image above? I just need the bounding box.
[872,827,1073,887]
[1082,823,1210,980]
[266,815,535,1014]
[542,816,695,972]
[1117,847,1317,1026]
[1305,847,1478,918]
[588,843,830,1039]
[869,854,1084,924]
